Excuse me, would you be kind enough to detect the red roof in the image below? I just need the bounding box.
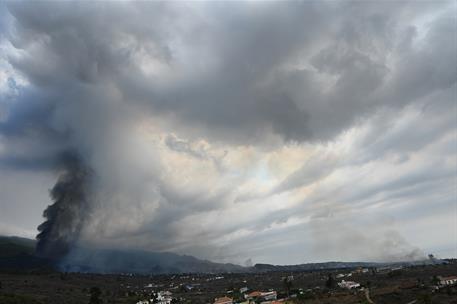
[214,296,233,304]
[247,291,262,297]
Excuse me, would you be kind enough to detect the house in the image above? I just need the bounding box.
[245,290,277,301]
[183,283,200,291]
[214,296,233,304]
[157,291,173,304]
[439,276,457,286]
[338,280,360,289]
[245,291,262,300]
[261,291,277,301]
[157,298,172,304]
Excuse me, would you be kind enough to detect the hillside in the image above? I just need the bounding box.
[0,236,245,274]
[0,236,53,271]
[0,236,36,258]
[60,247,246,274]
[0,236,440,275]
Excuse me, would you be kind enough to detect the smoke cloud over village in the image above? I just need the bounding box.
[0,1,455,265]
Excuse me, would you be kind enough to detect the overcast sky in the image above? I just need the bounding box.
[0,1,456,265]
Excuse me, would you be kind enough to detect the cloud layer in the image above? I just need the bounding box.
[0,1,455,264]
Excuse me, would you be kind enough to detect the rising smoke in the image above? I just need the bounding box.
[36,153,93,260]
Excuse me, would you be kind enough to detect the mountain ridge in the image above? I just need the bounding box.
[0,236,245,274]
[0,236,442,274]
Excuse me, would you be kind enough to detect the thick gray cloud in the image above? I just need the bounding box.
[3,1,455,143]
[0,1,455,264]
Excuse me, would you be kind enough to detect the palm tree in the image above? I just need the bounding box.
[283,276,293,297]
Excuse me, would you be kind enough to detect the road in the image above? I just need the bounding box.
[364,288,375,304]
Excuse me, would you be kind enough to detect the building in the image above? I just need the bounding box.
[439,276,457,286]
[338,280,360,289]
[214,296,233,304]
[157,291,173,304]
[261,291,277,301]
[245,291,262,300]
[245,290,277,302]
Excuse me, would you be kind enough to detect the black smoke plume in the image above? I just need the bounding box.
[35,153,93,260]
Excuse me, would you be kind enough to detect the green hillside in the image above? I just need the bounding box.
[0,236,36,258]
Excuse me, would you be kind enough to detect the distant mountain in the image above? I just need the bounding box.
[0,236,245,274]
[0,236,52,271]
[253,258,445,272]
[0,236,443,275]
[60,247,246,274]
[253,261,381,272]
[0,236,35,258]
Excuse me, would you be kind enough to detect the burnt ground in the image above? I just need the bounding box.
[0,262,456,303]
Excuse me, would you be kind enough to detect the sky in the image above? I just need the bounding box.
[0,0,456,265]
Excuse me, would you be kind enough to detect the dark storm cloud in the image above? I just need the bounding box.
[3,1,455,146]
[0,0,455,263]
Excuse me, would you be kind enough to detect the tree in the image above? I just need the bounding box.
[89,287,102,304]
[283,276,293,297]
[325,274,336,289]
[417,293,432,304]
[60,272,68,280]
[431,275,440,285]
[151,292,158,303]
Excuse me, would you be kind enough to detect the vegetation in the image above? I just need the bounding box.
[283,276,293,297]
[0,293,43,304]
[89,287,102,304]
[0,237,35,258]
[325,274,336,289]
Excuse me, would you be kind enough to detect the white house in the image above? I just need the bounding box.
[338,280,360,289]
[260,291,277,301]
[439,276,457,286]
[157,291,173,304]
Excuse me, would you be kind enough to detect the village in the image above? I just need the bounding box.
[1,260,456,304]
[130,261,457,304]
